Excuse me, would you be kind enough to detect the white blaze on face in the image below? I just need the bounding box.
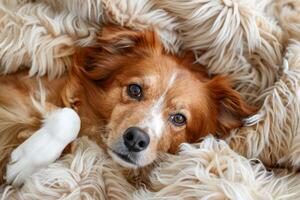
[139,73,177,138]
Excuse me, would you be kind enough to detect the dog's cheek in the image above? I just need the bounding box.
[144,139,159,162]
[101,86,123,114]
[155,128,173,153]
[168,132,188,154]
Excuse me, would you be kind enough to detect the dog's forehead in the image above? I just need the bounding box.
[144,68,204,98]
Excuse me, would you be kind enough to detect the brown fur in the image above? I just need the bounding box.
[0,25,256,184]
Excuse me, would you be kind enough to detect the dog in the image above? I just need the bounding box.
[0,25,256,186]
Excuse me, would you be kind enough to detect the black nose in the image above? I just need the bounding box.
[123,127,150,152]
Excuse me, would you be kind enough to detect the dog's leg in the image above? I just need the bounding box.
[6,107,81,186]
[16,103,60,141]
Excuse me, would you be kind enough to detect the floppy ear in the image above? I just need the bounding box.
[208,76,257,134]
[72,26,142,81]
[95,26,141,54]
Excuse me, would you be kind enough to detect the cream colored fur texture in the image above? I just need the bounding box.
[1,0,300,199]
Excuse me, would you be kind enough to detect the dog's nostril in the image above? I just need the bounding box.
[138,141,145,148]
[123,127,150,152]
[125,133,134,141]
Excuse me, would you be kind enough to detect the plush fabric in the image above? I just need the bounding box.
[1,0,300,199]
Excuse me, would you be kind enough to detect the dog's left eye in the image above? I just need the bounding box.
[127,84,143,100]
[170,113,186,126]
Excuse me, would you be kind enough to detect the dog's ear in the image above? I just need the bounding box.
[208,76,257,134]
[74,25,140,65]
[96,26,141,54]
[73,26,160,82]
[72,26,138,82]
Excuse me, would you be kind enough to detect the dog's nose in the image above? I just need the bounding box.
[123,127,150,152]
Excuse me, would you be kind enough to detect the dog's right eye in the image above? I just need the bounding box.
[127,84,143,100]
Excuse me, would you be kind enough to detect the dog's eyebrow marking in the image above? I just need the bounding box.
[139,72,177,138]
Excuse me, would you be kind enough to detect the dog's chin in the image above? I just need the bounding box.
[107,149,140,169]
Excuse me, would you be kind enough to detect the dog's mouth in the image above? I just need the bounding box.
[107,149,139,168]
[113,151,135,163]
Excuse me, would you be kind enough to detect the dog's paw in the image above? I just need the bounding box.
[6,150,37,186]
[6,134,64,186]
[6,108,81,186]
[44,108,81,143]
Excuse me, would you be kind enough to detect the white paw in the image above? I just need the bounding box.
[6,108,81,186]
[6,135,63,186]
[44,108,81,142]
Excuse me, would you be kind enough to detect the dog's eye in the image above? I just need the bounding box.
[127,84,143,100]
[170,113,186,126]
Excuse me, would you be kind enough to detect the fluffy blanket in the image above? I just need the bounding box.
[1,0,300,199]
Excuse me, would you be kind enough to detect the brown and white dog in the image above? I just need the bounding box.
[0,26,255,186]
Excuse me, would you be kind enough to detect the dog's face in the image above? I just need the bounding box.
[68,26,255,168]
[99,54,214,168]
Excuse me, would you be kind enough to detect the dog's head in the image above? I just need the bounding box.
[65,26,256,168]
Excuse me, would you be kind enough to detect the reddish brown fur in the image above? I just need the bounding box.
[0,25,256,183]
[71,26,255,153]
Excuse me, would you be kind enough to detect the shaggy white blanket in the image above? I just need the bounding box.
[1,0,300,199]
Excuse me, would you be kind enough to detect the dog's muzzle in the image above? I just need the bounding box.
[108,126,151,167]
[123,127,150,152]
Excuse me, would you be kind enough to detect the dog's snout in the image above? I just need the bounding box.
[123,127,150,152]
